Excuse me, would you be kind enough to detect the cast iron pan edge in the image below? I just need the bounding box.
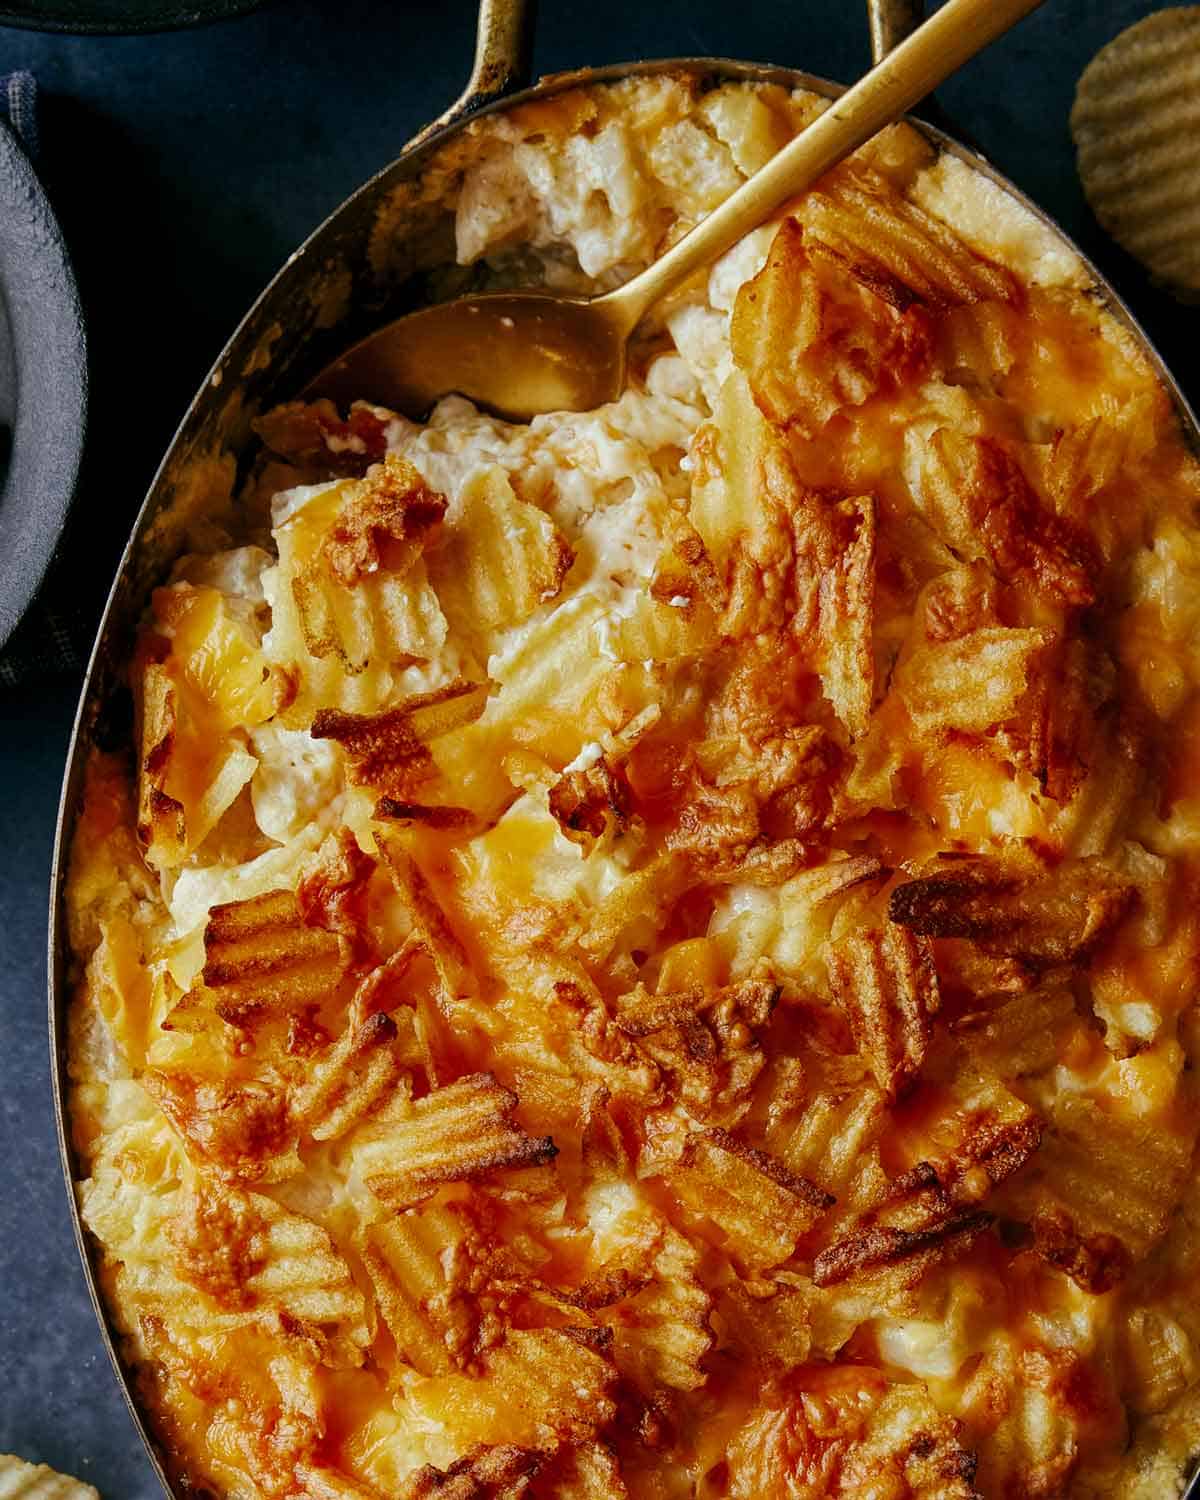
[0,0,267,35]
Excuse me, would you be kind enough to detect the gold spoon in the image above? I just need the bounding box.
[310,0,1043,423]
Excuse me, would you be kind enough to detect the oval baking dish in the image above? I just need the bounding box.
[49,2,1200,1495]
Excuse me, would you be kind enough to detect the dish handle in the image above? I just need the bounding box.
[867,0,923,62]
[432,0,943,147]
[420,0,536,141]
[864,0,965,140]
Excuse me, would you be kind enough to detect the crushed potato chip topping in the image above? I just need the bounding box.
[67,74,1200,1500]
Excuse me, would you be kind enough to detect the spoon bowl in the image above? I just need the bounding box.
[310,291,628,421]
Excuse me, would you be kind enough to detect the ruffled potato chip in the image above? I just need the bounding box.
[1072,9,1200,297]
[0,1456,100,1500]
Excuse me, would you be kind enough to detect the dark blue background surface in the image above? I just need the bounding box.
[0,1,1196,1494]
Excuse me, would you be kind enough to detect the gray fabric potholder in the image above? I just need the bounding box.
[0,71,88,690]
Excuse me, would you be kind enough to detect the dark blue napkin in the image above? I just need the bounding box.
[0,72,87,689]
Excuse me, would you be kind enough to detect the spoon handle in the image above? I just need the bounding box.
[599,0,1044,332]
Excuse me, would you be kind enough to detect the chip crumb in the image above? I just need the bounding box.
[0,1455,100,1500]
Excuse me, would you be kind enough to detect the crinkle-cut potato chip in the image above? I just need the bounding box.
[289,1005,405,1142]
[797,160,1020,311]
[999,632,1115,811]
[375,831,476,994]
[689,370,877,733]
[824,903,938,1099]
[896,623,1053,738]
[813,1204,991,1294]
[647,1122,832,1271]
[835,1383,981,1498]
[266,457,449,725]
[716,1273,814,1373]
[352,1073,557,1208]
[1120,1305,1197,1418]
[889,853,1133,966]
[724,1368,979,1500]
[400,1328,619,1455]
[756,1049,887,1201]
[169,1182,371,1364]
[312,677,491,808]
[357,1198,480,1376]
[599,1218,714,1394]
[431,592,626,819]
[427,466,574,644]
[0,1456,100,1500]
[791,490,876,739]
[196,886,350,1025]
[400,1445,545,1500]
[615,975,777,1126]
[595,586,716,667]
[531,1442,628,1500]
[65,70,1200,1500]
[1041,392,1163,520]
[1005,1091,1199,1285]
[813,1083,1040,1296]
[911,424,1098,606]
[295,825,378,957]
[951,982,1079,1079]
[135,581,285,870]
[1072,9,1200,298]
[295,1465,388,1500]
[489,1328,619,1441]
[731,217,935,438]
[144,1067,298,1182]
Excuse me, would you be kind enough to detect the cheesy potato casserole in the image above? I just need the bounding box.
[66,76,1200,1499]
